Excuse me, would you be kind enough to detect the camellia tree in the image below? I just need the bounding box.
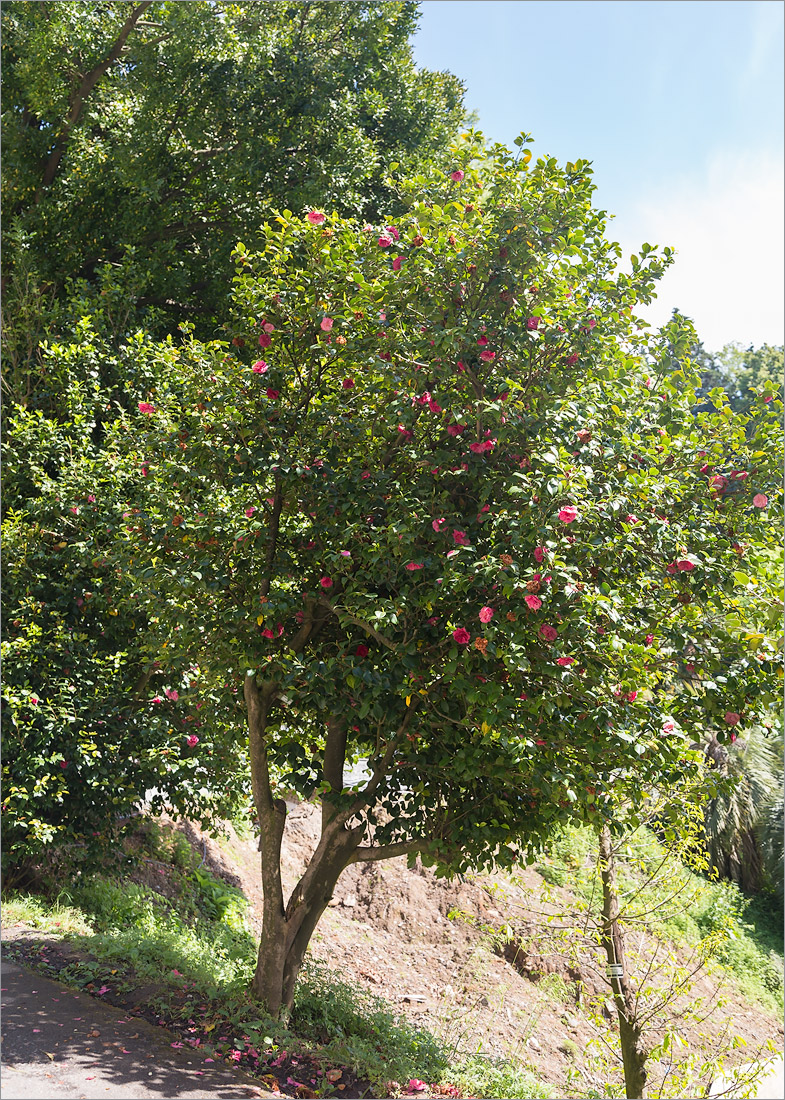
[93,140,782,1014]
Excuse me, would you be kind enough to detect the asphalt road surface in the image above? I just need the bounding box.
[1,959,278,1100]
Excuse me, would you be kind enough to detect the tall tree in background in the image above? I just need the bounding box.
[2,0,465,402]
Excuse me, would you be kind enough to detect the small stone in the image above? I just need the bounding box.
[341,895,356,908]
[402,994,426,1003]
[526,1036,541,1052]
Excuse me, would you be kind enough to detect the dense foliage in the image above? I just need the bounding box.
[80,143,780,1009]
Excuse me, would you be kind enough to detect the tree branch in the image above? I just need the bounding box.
[316,598,397,650]
[348,841,421,864]
[36,2,153,200]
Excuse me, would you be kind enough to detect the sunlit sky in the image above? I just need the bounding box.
[412,0,784,353]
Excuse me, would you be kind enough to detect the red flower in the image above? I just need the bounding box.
[138,402,155,414]
[676,559,695,571]
[753,493,769,508]
[724,711,740,726]
[320,576,333,589]
[258,333,272,348]
[266,388,280,399]
[526,317,540,330]
[539,624,558,642]
[320,317,334,332]
[478,606,494,623]
[405,562,423,571]
[558,505,579,523]
[307,211,326,224]
[525,594,542,611]
[252,360,268,374]
[186,735,199,748]
[556,656,575,666]
[452,628,471,644]
[450,170,465,182]
[342,378,355,389]
[477,336,489,346]
[452,530,470,546]
[447,424,465,436]
[479,349,495,361]
[534,546,547,563]
[392,256,403,271]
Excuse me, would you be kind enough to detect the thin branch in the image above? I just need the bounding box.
[348,841,422,864]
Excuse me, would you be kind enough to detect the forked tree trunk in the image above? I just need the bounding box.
[598,824,649,1100]
[245,679,365,1016]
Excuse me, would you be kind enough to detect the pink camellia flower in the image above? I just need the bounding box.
[453,529,470,546]
[361,471,371,480]
[534,546,547,563]
[262,628,275,639]
[385,226,400,241]
[469,441,487,454]
[625,515,639,524]
[449,170,465,182]
[753,493,768,508]
[30,695,40,706]
[645,377,655,390]
[676,559,695,571]
[355,644,369,657]
[477,335,489,346]
[408,1081,428,1094]
[566,353,579,366]
[320,317,334,332]
[428,398,442,413]
[186,735,199,748]
[245,506,256,517]
[732,470,749,480]
[342,378,355,389]
[405,562,424,571]
[539,624,558,642]
[645,634,654,645]
[447,424,465,436]
[138,402,155,414]
[252,360,268,373]
[262,322,275,334]
[432,517,446,532]
[626,691,638,702]
[320,576,333,588]
[87,494,96,503]
[661,718,676,735]
[452,628,471,644]
[558,505,579,523]
[665,562,677,574]
[526,317,540,330]
[524,594,542,611]
[151,695,164,704]
[392,256,403,271]
[258,333,272,348]
[479,349,496,361]
[307,210,326,224]
[59,760,68,769]
[378,234,393,248]
[164,688,179,701]
[266,388,280,399]
[556,657,575,667]
[724,711,741,726]
[479,607,494,623]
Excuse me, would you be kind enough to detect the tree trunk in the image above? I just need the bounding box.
[598,824,648,1100]
[244,676,364,1016]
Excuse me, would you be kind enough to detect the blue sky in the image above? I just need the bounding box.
[412,0,784,352]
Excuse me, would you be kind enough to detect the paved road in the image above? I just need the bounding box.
[709,1054,785,1100]
[1,959,278,1100]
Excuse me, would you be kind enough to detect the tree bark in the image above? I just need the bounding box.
[598,824,648,1099]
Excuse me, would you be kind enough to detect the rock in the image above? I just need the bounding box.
[602,998,617,1020]
[341,895,356,908]
[402,994,426,1003]
[526,1036,541,1052]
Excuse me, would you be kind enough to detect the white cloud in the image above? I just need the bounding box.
[610,150,784,353]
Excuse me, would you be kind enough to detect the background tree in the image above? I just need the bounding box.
[1,0,465,401]
[91,145,782,1015]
